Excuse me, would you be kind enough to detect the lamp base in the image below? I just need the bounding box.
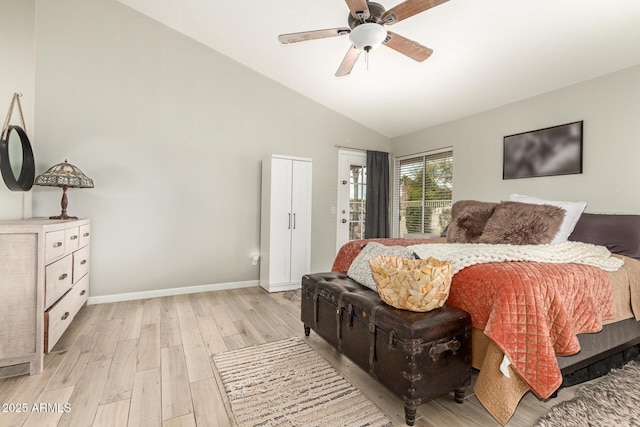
[50,186,78,220]
[49,214,78,220]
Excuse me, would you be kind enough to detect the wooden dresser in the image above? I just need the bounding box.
[0,218,90,375]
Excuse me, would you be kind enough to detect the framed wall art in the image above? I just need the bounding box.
[503,121,583,179]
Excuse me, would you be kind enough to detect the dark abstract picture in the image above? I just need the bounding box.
[503,121,583,179]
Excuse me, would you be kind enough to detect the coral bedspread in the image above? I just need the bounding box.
[447,262,614,399]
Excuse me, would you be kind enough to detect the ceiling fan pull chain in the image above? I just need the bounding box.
[365,48,370,71]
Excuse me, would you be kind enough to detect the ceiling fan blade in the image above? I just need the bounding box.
[382,0,449,25]
[278,27,351,44]
[344,0,370,20]
[335,45,361,77]
[383,31,433,62]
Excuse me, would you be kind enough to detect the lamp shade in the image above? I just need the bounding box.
[349,23,388,52]
[34,160,93,220]
[35,160,93,188]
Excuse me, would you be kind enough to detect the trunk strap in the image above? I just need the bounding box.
[368,305,382,378]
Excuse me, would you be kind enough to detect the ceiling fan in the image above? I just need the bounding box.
[278,0,449,77]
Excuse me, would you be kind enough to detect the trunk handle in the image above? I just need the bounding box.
[429,338,461,362]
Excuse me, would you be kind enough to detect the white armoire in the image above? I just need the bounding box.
[260,155,312,292]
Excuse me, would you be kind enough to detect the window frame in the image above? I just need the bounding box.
[392,148,453,238]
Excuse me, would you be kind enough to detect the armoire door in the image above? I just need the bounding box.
[289,159,312,284]
[269,157,294,285]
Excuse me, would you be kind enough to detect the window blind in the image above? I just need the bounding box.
[393,149,453,237]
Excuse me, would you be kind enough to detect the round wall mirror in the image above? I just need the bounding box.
[0,125,35,191]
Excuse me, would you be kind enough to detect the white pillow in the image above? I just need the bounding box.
[508,194,587,244]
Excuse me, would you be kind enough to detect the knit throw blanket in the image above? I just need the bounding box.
[407,241,624,274]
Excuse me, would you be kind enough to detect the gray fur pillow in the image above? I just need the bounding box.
[347,242,414,291]
[478,201,565,245]
[447,200,498,243]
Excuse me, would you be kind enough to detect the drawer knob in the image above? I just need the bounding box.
[80,290,86,296]
[59,273,68,280]
[53,242,62,248]
[80,260,87,265]
[61,312,70,321]
[83,232,90,237]
[70,235,78,240]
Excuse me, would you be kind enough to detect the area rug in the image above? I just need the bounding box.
[212,337,392,427]
[534,360,640,426]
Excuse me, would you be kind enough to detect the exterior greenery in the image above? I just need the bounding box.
[399,155,452,236]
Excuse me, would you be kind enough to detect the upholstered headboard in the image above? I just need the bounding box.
[569,213,640,260]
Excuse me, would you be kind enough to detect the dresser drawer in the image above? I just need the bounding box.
[65,227,80,253]
[79,223,91,248]
[45,254,73,309]
[44,274,89,353]
[45,230,65,263]
[73,245,90,283]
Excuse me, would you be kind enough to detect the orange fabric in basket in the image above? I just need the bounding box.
[447,262,614,399]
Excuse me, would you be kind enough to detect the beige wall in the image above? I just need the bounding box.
[0,0,35,220]
[391,64,640,215]
[32,0,390,297]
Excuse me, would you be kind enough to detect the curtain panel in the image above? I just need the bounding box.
[365,150,390,238]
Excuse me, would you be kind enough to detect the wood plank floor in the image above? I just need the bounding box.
[0,287,590,426]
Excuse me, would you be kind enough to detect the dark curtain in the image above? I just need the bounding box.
[365,150,390,238]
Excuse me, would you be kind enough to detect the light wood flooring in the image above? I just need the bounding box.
[0,286,590,427]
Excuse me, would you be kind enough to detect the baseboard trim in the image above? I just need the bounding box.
[87,280,259,305]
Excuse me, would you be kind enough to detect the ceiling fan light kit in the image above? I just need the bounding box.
[349,23,387,52]
[278,0,449,76]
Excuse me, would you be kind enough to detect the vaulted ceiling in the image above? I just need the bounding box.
[117,0,640,137]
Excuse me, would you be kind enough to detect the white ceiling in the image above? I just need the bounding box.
[117,0,640,138]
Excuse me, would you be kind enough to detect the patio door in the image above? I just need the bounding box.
[336,149,367,252]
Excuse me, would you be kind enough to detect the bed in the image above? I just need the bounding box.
[330,208,640,425]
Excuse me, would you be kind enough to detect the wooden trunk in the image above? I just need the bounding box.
[301,272,472,426]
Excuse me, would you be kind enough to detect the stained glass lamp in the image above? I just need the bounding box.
[34,160,94,220]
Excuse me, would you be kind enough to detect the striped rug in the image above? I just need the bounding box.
[212,337,393,427]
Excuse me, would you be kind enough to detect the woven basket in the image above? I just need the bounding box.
[369,255,454,312]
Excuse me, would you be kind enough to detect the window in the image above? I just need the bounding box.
[348,164,366,240]
[393,149,453,238]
